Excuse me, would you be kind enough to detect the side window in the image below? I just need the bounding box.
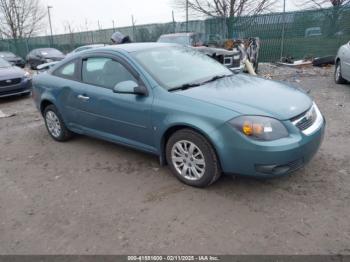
[53,60,78,80]
[82,57,137,89]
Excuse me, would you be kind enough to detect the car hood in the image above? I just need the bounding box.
[0,66,25,80]
[178,74,312,120]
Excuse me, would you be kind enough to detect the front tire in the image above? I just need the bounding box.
[335,61,347,84]
[166,129,221,188]
[44,105,72,142]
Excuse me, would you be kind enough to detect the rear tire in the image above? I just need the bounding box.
[166,129,221,188]
[335,61,347,84]
[44,105,72,142]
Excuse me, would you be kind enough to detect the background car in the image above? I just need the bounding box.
[158,32,204,47]
[335,40,350,84]
[0,57,32,98]
[305,27,322,38]
[26,48,65,70]
[67,44,107,56]
[0,51,25,68]
[158,33,243,72]
[32,43,325,188]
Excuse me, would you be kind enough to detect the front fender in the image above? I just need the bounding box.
[155,114,227,166]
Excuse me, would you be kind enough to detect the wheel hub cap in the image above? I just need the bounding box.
[46,111,61,138]
[171,140,206,181]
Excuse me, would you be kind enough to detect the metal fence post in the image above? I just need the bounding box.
[280,0,286,60]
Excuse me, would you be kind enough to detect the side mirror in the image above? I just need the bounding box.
[113,80,148,96]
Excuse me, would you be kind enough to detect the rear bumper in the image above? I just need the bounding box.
[0,79,32,98]
[211,117,326,178]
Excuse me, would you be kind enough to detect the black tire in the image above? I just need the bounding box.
[335,61,347,84]
[29,61,39,70]
[43,105,73,142]
[29,62,35,70]
[166,129,221,188]
[313,55,335,67]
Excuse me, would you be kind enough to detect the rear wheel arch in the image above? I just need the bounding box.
[160,125,221,167]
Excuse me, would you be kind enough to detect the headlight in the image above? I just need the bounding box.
[229,116,289,141]
[24,71,31,79]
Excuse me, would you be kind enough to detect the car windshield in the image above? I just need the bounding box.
[158,36,192,46]
[132,46,232,90]
[39,48,63,56]
[0,58,11,68]
[0,52,16,58]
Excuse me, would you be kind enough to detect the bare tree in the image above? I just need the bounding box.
[175,0,277,18]
[63,21,76,51]
[302,0,350,36]
[174,0,278,36]
[0,0,46,39]
[304,0,349,9]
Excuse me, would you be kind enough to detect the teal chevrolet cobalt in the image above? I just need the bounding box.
[32,43,325,187]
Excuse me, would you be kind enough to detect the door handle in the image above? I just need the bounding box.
[77,94,90,101]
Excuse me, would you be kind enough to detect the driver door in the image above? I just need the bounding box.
[73,55,155,152]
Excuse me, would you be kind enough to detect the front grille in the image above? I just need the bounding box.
[0,78,22,87]
[291,106,317,131]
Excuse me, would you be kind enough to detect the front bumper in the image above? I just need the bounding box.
[0,79,32,98]
[211,115,326,177]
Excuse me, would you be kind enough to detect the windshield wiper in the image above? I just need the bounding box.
[168,74,232,92]
[200,74,232,85]
[168,82,201,92]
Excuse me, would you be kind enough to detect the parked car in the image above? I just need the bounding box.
[67,44,107,56]
[0,51,25,68]
[305,27,322,38]
[335,40,350,84]
[158,33,243,72]
[0,57,32,98]
[32,43,325,188]
[26,48,65,70]
[158,32,204,46]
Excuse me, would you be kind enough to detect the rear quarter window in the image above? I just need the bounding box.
[53,60,79,81]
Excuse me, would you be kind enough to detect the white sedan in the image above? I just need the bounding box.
[335,40,350,84]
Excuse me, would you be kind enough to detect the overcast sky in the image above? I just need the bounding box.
[41,0,303,35]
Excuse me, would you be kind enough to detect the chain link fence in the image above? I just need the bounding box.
[0,7,349,62]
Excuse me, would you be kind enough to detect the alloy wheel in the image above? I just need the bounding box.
[45,110,62,138]
[336,64,341,81]
[171,140,206,181]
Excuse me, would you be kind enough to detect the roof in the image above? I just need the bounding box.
[99,42,177,53]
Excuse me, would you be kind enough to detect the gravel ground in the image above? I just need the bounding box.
[0,65,349,255]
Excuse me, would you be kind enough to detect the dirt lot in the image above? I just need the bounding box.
[0,65,349,255]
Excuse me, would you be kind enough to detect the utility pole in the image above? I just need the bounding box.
[186,0,189,32]
[47,6,54,46]
[280,0,286,60]
[112,20,116,31]
[131,15,136,42]
[172,10,176,33]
